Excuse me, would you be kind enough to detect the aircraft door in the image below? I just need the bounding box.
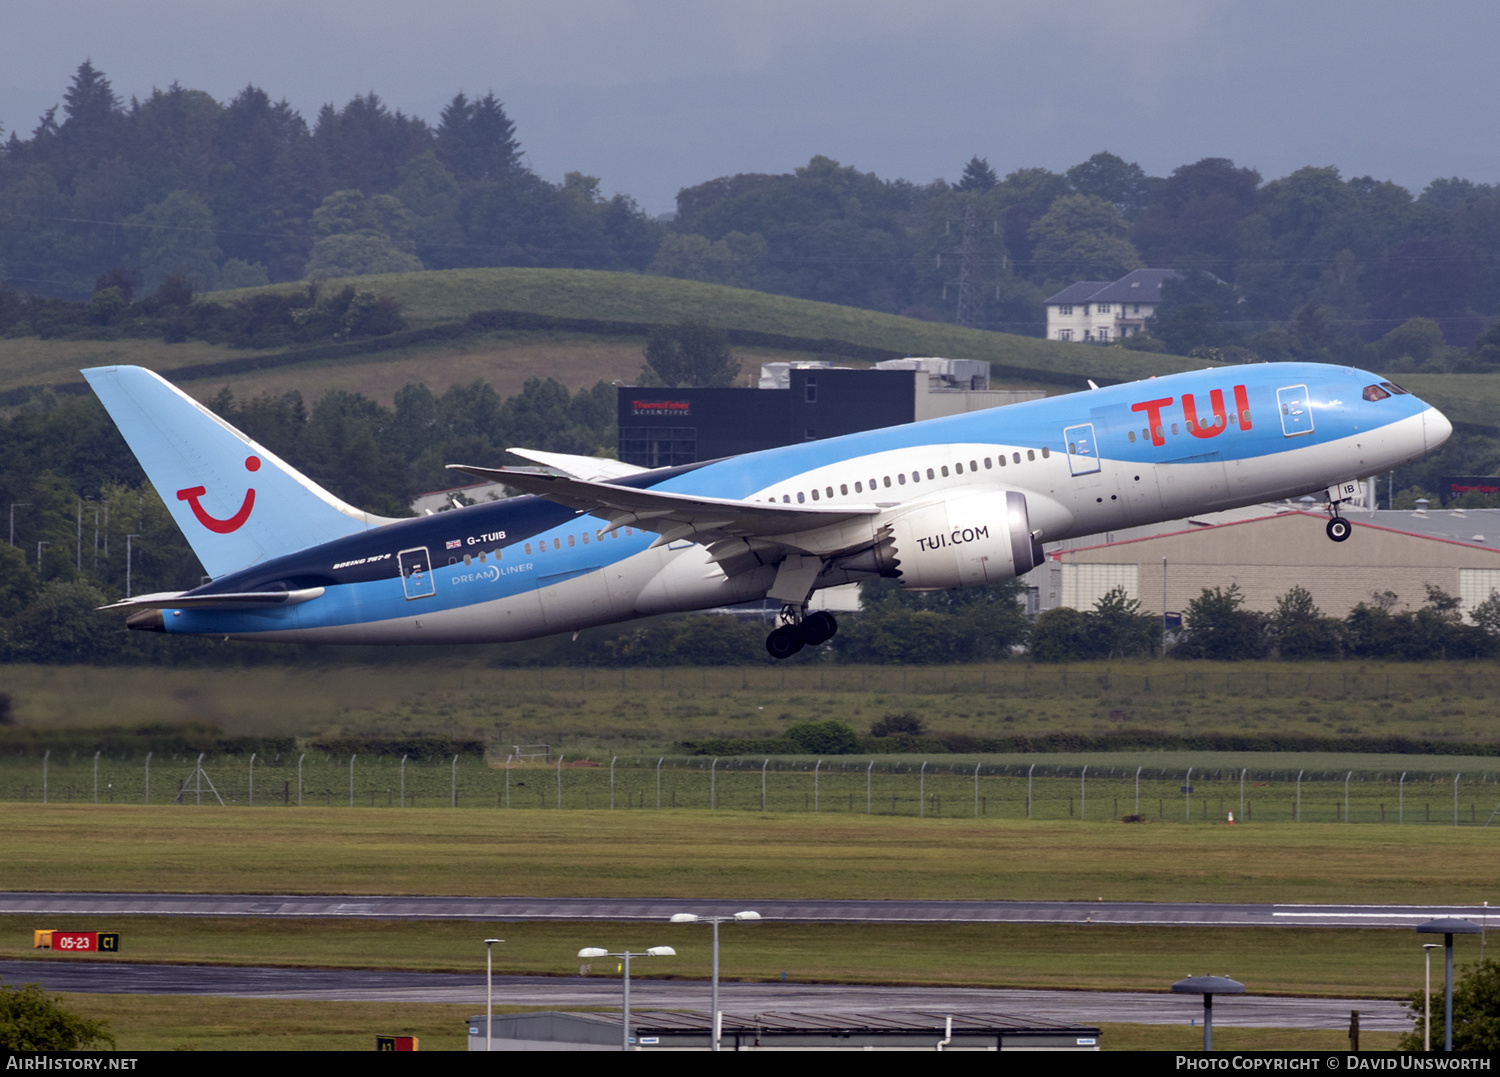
[398,547,436,600]
[1063,423,1102,476]
[1277,385,1314,438]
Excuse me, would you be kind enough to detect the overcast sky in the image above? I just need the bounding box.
[3,1,1497,216]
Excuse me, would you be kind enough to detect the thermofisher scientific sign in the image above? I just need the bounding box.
[631,399,692,417]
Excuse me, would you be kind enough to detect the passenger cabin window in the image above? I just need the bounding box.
[811,489,819,500]
[1127,430,1136,443]
[1012,452,1021,464]
[797,492,806,503]
[897,474,906,485]
[926,468,935,479]
[1363,384,1391,401]
[553,538,561,550]
[1170,423,1179,436]
[524,543,532,554]
[1041,447,1050,458]
[883,476,892,488]
[854,481,862,493]
[567,534,576,547]
[954,463,962,474]
[940,466,949,477]
[840,484,848,495]
[984,458,992,469]
[826,486,834,498]
[1026,450,1035,461]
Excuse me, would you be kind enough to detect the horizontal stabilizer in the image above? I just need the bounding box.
[447,464,879,545]
[505,448,649,482]
[99,587,326,611]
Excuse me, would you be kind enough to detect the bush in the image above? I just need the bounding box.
[784,721,858,755]
[1398,958,1500,1052]
[0,980,114,1051]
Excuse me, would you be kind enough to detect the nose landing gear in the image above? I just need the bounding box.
[1324,479,1361,543]
[765,607,839,659]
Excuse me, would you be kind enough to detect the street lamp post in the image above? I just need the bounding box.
[1171,975,1245,1052]
[670,910,761,1051]
[1423,943,1439,1052]
[484,938,503,1052]
[576,945,675,1051]
[1417,918,1482,1052]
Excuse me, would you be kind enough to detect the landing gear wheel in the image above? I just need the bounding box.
[766,625,804,660]
[1327,517,1352,542]
[798,611,838,646]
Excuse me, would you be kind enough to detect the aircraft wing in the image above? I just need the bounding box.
[447,464,881,547]
[504,448,649,482]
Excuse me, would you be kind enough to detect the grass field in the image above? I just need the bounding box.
[2,268,1204,400]
[7,660,1500,749]
[4,807,1497,905]
[1,915,1474,1000]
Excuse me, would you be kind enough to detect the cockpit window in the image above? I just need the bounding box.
[1362,384,1391,402]
[1380,381,1410,395]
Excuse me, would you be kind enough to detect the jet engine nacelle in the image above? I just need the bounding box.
[887,490,1044,590]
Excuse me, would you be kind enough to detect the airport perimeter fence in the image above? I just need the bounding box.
[5,752,1500,825]
[405,665,1500,699]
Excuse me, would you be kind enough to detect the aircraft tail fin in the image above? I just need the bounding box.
[84,366,398,578]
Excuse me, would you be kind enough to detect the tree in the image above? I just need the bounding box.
[648,231,765,289]
[1271,585,1341,659]
[127,190,222,291]
[0,979,114,1050]
[304,190,423,279]
[955,156,998,192]
[1398,958,1500,1052]
[643,323,739,387]
[1028,195,1142,283]
[784,720,858,754]
[1173,585,1268,660]
[1066,152,1153,218]
[1091,586,1159,659]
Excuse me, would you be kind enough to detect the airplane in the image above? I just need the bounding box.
[83,362,1451,659]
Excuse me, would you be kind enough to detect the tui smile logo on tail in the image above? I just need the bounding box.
[177,456,259,533]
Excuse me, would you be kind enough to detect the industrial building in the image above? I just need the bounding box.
[617,358,1044,468]
[467,1010,1100,1051]
[1032,502,1500,618]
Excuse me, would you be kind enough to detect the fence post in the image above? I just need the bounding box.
[454,754,460,809]
[249,753,256,806]
[814,759,821,812]
[43,749,49,804]
[1240,768,1246,822]
[554,755,563,810]
[504,754,512,809]
[1455,773,1462,825]
[974,762,981,819]
[1296,770,1303,822]
[763,759,769,812]
[298,753,305,806]
[401,755,407,807]
[1185,767,1193,823]
[611,756,617,810]
[920,762,927,818]
[657,757,664,809]
[1027,763,1034,819]
[1399,772,1405,824]
[1135,766,1141,816]
[144,751,151,805]
[710,758,718,810]
[1081,765,1088,820]
[1345,771,1352,824]
[866,760,873,815]
[94,750,100,804]
[350,754,357,808]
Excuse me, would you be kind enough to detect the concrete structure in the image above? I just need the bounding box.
[1034,505,1500,618]
[619,361,1044,468]
[467,1010,1101,1051]
[1045,268,1179,343]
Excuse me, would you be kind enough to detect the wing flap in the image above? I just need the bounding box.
[446,464,880,545]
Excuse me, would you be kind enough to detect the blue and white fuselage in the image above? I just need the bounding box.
[84,362,1450,654]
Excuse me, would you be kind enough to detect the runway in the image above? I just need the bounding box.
[0,961,1413,1032]
[1,892,1493,928]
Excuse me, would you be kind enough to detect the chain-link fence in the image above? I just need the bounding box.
[4,752,1498,824]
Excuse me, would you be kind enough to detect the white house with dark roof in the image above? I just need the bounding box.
[1045,268,1180,343]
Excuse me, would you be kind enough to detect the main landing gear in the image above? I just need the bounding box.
[765,608,838,659]
[1324,479,1359,543]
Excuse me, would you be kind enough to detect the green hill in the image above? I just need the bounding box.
[0,268,1210,406]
